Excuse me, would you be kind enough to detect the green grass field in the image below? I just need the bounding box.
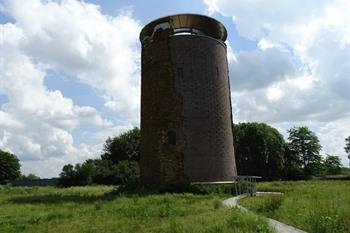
[0,185,272,233]
[239,180,350,233]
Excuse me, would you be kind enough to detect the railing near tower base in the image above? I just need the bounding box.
[191,176,262,196]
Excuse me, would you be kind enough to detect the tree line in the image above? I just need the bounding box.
[0,150,40,184]
[233,123,348,180]
[1,124,350,185]
[57,124,349,186]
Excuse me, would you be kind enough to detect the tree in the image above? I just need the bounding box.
[287,126,322,177]
[324,154,342,175]
[58,159,140,187]
[20,174,40,180]
[58,164,76,187]
[232,122,285,180]
[283,144,304,180]
[0,150,21,184]
[74,160,96,186]
[93,159,118,185]
[114,161,139,185]
[345,136,350,166]
[92,159,139,185]
[101,127,140,162]
[58,127,142,187]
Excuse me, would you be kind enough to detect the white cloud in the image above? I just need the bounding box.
[82,124,134,142]
[4,0,141,119]
[318,117,350,165]
[20,143,101,178]
[0,48,106,163]
[266,84,284,102]
[205,0,350,165]
[204,0,329,41]
[0,0,141,176]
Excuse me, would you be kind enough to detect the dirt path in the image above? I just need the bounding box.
[222,193,307,233]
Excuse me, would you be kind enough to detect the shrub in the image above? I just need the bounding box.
[58,159,139,187]
[264,195,283,212]
[114,160,139,185]
[256,195,283,213]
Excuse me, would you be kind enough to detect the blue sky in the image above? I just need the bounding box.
[0,0,349,177]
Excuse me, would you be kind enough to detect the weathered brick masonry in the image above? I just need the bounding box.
[140,14,237,186]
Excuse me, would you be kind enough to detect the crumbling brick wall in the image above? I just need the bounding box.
[140,28,187,185]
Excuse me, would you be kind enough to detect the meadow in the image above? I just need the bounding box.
[0,185,272,233]
[239,180,350,233]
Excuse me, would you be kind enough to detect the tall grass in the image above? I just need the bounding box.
[0,185,273,233]
[239,180,350,233]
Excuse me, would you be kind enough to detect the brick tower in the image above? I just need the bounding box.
[140,14,237,186]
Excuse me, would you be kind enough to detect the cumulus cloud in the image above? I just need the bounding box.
[205,0,350,163]
[4,0,141,119]
[0,46,107,165]
[204,0,328,41]
[0,0,141,177]
[318,118,350,165]
[20,143,101,178]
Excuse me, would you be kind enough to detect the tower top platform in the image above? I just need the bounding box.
[139,13,227,44]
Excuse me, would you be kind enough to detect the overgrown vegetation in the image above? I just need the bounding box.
[239,180,350,233]
[58,128,140,187]
[0,185,273,233]
[255,195,284,213]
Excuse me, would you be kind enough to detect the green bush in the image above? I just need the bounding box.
[256,195,283,213]
[264,195,283,212]
[114,160,139,185]
[58,160,139,187]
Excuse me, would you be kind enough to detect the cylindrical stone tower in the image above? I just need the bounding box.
[140,14,237,186]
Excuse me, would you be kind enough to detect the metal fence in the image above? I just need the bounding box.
[232,176,262,196]
[191,176,262,196]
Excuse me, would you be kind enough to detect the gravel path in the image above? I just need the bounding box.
[222,193,307,233]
